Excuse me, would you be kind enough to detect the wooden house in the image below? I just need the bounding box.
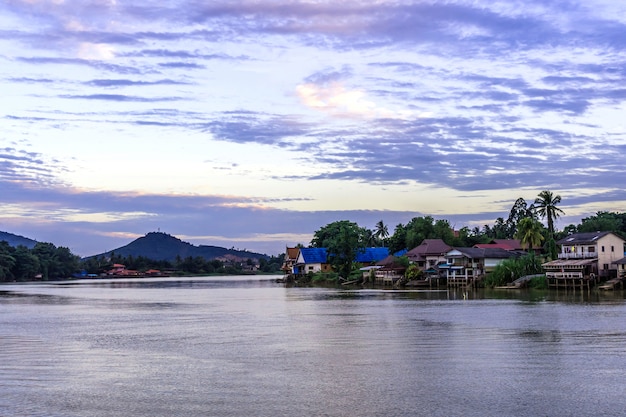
[406,239,452,275]
[281,247,301,275]
[441,247,517,287]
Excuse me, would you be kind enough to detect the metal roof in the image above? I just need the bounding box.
[356,247,389,263]
[298,247,327,263]
[556,231,617,245]
[542,258,596,268]
[448,247,517,259]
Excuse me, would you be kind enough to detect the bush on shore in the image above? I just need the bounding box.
[483,253,544,288]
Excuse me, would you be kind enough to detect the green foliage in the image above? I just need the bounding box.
[534,190,565,237]
[405,216,436,249]
[404,264,423,280]
[483,253,544,288]
[11,246,40,281]
[528,275,547,289]
[0,241,16,280]
[309,271,339,284]
[0,241,80,281]
[576,211,625,236]
[396,255,410,268]
[387,223,407,254]
[311,220,369,278]
[544,238,558,260]
[372,220,389,247]
[515,218,545,251]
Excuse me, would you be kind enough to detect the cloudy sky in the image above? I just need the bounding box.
[2,0,625,257]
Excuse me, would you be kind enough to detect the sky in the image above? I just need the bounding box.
[1,0,626,257]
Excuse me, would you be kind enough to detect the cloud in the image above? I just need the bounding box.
[77,42,115,60]
[84,78,190,87]
[57,93,185,102]
[296,82,413,119]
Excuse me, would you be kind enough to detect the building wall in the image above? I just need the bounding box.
[598,234,625,274]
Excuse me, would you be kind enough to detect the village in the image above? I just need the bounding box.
[282,231,626,291]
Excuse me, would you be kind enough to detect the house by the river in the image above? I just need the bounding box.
[541,231,626,289]
[282,247,389,278]
[440,247,519,287]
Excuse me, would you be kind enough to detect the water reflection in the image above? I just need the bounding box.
[1,276,626,417]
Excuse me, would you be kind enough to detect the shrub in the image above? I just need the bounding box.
[484,253,544,288]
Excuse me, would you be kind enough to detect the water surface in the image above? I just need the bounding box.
[1,276,625,416]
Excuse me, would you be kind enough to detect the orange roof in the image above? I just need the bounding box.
[286,247,300,260]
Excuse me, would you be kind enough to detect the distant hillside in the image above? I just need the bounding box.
[88,232,269,262]
[0,231,37,249]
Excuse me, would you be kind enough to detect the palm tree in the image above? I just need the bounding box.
[534,190,565,237]
[374,220,389,247]
[515,217,544,252]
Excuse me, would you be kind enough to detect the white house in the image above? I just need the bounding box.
[542,231,626,284]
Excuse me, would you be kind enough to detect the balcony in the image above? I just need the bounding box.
[557,252,597,260]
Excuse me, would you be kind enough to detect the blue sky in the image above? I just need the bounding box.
[2,0,625,257]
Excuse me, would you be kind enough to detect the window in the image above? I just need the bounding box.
[611,246,615,252]
[588,246,595,253]
[603,264,609,270]
[601,246,605,252]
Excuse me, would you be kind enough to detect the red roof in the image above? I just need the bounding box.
[474,243,516,251]
[490,239,522,250]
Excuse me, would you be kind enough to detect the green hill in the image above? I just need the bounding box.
[89,232,269,262]
[0,231,38,249]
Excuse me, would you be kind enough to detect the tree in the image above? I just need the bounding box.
[405,216,435,249]
[577,211,623,235]
[515,218,544,252]
[387,223,407,254]
[0,241,16,281]
[374,220,389,247]
[311,220,369,279]
[534,190,565,237]
[492,217,510,239]
[11,245,40,281]
[507,197,535,238]
[433,219,455,242]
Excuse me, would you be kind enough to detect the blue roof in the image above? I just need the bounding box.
[298,247,389,264]
[355,247,389,263]
[299,247,328,263]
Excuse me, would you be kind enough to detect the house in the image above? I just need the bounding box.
[294,247,332,275]
[289,246,390,277]
[369,255,406,286]
[541,231,626,288]
[406,239,452,275]
[281,247,300,275]
[441,247,518,287]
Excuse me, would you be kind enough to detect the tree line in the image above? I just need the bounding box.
[0,241,80,282]
[0,241,284,282]
[81,252,284,277]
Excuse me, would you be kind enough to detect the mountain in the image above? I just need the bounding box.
[88,232,270,262]
[0,231,38,249]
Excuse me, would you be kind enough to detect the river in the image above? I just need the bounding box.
[1,275,625,417]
